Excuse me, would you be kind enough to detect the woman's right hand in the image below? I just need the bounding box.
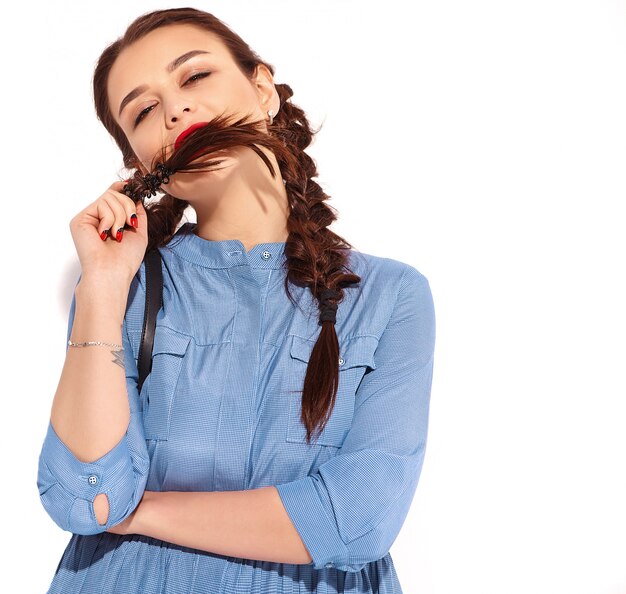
[69,180,149,285]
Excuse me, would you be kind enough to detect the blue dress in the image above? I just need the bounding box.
[37,222,436,593]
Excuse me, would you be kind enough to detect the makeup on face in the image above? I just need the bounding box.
[175,122,210,150]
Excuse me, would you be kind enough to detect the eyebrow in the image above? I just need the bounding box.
[118,50,211,118]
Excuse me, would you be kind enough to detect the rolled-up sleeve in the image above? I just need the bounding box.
[36,274,150,535]
[276,265,436,572]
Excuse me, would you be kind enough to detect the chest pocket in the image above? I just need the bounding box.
[286,334,379,447]
[140,325,192,441]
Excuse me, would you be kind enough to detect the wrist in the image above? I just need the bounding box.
[78,270,134,293]
[75,278,131,326]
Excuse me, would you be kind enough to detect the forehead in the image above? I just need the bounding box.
[108,24,228,106]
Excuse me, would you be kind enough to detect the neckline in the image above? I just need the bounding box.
[164,222,288,269]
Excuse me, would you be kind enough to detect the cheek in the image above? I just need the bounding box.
[221,84,265,119]
[121,120,166,170]
[130,138,163,172]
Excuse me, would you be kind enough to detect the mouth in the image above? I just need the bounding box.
[174,122,210,151]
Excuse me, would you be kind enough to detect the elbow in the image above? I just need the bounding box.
[38,464,148,535]
[37,479,106,535]
[276,468,419,573]
[319,521,402,572]
[36,420,150,535]
[352,523,400,565]
[324,483,420,571]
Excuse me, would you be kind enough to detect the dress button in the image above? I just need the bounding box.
[87,475,98,486]
[325,563,334,568]
[338,357,344,366]
[261,250,271,260]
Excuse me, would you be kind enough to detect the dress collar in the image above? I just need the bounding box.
[164,222,288,269]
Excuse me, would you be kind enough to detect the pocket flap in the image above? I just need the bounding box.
[152,326,192,356]
[340,335,378,370]
[290,334,378,370]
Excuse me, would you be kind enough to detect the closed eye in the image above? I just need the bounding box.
[184,71,211,85]
[133,71,211,127]
[134,105,155,126]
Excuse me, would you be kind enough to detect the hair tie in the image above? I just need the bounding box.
[124,163,175,203]
[319,288,340,325]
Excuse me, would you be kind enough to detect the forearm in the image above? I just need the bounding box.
[50,274,132,464]
[136,488,313,565]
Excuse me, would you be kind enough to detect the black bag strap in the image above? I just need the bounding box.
[137,248,163,394]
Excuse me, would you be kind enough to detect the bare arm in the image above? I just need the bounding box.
[129,488,313,565]
[49,273,133,524]
[37,183,151,533]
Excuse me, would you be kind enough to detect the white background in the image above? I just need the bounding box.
[2,1,625,593]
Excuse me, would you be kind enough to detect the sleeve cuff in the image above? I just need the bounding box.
[276,475,350,570]
[38,420,137,534]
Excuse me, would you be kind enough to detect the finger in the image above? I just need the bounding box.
[95,199,116,241]
[100,192,129,242]
[109,188,141,230]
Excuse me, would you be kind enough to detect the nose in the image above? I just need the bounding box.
[170,107,191,123]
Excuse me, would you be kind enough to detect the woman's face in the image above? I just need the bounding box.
[107,23,277,176]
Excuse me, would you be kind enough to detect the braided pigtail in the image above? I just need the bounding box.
[270,83,362,445]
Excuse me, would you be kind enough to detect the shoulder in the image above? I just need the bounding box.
[346,248,431,296]
[343,248,434,340]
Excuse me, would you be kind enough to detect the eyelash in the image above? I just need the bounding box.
[133,71,211,126]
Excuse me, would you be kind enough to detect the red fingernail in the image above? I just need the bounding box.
[100,231,107,241]
[130,214,138,228]
[116,229,123,242]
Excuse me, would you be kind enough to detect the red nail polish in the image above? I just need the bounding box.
[100,231,107,241]
[130,214,138,228]
[116,229,123,242]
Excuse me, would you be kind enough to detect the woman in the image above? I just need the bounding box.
[36,7,436,593]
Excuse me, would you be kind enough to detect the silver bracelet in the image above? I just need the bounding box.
[68,340,123,350]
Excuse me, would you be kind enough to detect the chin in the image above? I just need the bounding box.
[167,162,236,201]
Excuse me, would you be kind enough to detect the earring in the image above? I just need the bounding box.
[267,109,274,125]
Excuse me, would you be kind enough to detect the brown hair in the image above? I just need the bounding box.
[92,7,362,445]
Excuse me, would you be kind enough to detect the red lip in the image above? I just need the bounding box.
[174,122,209,151]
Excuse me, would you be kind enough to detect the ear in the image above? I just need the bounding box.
[253,63,280,116]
